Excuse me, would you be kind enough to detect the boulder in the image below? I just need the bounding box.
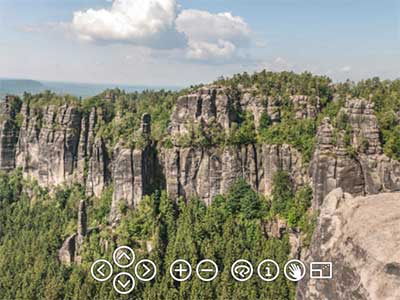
[296,189,400,300]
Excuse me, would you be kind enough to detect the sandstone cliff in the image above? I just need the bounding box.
[0,87,399,219]
[296,189,400,300]
[310,99,400,209]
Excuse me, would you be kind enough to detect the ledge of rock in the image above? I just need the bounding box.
[296,188,400,300]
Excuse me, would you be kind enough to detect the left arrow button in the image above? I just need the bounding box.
[91,259,113,282]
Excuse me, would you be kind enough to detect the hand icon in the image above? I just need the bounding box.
[284,260,305,282]
[288,264,302,280]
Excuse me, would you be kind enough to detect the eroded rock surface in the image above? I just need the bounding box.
[0,90,399,218]
[296,189,400,300]
[310,99,400,209]
[162,143,306,205]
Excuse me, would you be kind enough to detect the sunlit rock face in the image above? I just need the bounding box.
[296,188,400,300]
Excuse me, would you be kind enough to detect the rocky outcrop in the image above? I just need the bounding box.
[0,89,399,219]
[59,200,87,265]
[169,86,237,138]
[162,143,306,204]
[310,99,400,209]
[296,189,400,300]
[109,114,159,224]
[0,96,20,171]
[16,103,82,186]
[11,100,113,197]
[291,95,321,120]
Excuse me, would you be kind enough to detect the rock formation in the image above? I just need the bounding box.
[109,114,159,224]
[0,89,399,220]
[0,96,19,171]
[296,189,400,300]
[58,200,87,265]
[1,84,399,272]
[310,99,400,209]
[162,144,305,205]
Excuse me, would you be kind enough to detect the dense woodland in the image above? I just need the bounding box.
[0,169,314,299]
[0,71,399,299]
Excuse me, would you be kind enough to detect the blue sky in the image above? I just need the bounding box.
[0,0,399,86]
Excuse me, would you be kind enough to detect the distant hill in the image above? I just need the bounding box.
[0,78,180,98]
[0,79,44,97]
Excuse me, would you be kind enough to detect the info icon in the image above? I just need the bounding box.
[257,259,280,282]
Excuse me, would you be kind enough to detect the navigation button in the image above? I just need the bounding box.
[284,259,306,282]
[113,272,135,295]
[135,259,157,282]
[90,259,113,282]
[196,259,218,282]
[231,259,253,282]
[310,262,332,279]
[170,259,192,282]
[113,246,135,268]
[257,259,280,282]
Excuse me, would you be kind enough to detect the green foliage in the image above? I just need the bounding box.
[270,170,313,229]
[0,171,308,300]
[270,170,294,215]
[259,118,316,163]
[227,112,257,146]
[224,179,267,219]
[214,71,332,98]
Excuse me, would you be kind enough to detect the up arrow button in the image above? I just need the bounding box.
[113,246,135,268]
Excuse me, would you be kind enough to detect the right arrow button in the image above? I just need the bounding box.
[135,259,157,282]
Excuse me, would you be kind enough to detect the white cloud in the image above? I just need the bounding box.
[185,39,236,60]
[175,9,252,61]
[259,57,293,72]
[71,0,186,49]
[339,65,352,72]
[69,0,254,61]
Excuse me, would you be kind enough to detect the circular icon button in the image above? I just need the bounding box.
[170,259,192,282]
[113,246,135,268]
[231,259,254,282]
[90,259,113,282]
[257,259,280,282]
[284,259,306,282]
[135,259,157,282]
[113,272,135,295]
[196,259,219,282]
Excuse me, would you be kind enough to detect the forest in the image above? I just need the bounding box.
[0,71,399,299]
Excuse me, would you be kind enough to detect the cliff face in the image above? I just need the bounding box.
[162,144,304,205]
[0,87,399,219]
[296,189,400,300]
[0,97,19,171]
[310,99,400,209]
[164,86,309,204]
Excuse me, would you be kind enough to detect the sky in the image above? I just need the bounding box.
[0,0,399,87]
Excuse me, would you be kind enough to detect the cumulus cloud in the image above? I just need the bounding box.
[175,9,252,61]
[339,65,352,72]
[71,0,186,48]
[258,57,294,72]
[69,0,254,61]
